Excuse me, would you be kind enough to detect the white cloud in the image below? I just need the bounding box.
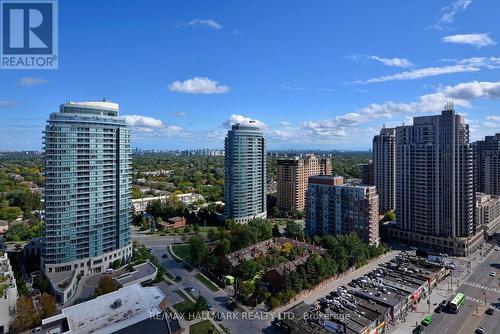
[347,52,414,68]
[19,77,48,86]
[302,81,500,139]
[222,114,267,129]
[352,64,479,84]
[189,19,222,30]
[442,33,496,48]
[123,115,185,137]
[369,56,414,68]
[271,130,294,139]
[122,115,164,129]
[175,112,187,117]
[430,0,472,30]
[168,77,230,94]
[280,120,291,126]
[486,115,500,122]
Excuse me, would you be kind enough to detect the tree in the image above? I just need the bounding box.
[12,296,39,331]
[188,234,208,266]
[39,292,57,318]
[236,260,259,280]
[384,211,396,222]
[194,295,208,313]
[214,238,230,256]
[0,206,22,221]
[34,276,50,293]
[272,224,281,237]
[207,228,218,241]
[111,259,121,269]
[239,280,255,299]
[247,219,272,240]
[95,276,118,296]
[284,221,305,241]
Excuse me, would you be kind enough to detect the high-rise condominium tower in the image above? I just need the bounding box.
[390,107,480,255]
[373,127,396,214]
[474,133,500,196]
[43,101,132,303]
[277,155,331,212]
[305,175,379,245]
[224,123,267,223]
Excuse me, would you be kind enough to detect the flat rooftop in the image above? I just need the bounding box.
[42,283,165,334]
[115,262,156,286]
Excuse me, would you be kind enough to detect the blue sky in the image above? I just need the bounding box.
[1,0,500,150]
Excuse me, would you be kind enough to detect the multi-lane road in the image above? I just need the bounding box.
[424,246,500,334]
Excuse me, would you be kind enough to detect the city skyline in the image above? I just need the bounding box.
[1,0,500,151]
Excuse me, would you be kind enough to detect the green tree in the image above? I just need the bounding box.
[207,228,218,241]
[239,280,255,299]
[188,234,208,266]
[384,211,396,222]
[194,295,208,313]
[214,238,230,256]
[284,221,305,241]
[0,206,22,221]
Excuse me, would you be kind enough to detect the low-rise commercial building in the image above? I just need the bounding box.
[41,283,171,334]
[282,254,449,333]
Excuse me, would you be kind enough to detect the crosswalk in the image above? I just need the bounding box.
[465,295,483,304]
[463,281,500,294]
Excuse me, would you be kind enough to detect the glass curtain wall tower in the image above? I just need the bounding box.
[43,101,132,303]
[224,123,267,223]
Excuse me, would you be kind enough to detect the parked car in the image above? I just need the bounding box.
[162,254,168,258]
[272,318,283,330]
[175,276,182,282]
[421,315,432,326]
[475,327,486,334]
[187,285,194,292]
[489,272,496,277]
[413,325,424,334]
[207,304,213,311]
[485,308,494,315]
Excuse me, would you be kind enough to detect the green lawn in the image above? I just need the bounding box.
[195,273,219,292]
[172,300,195,314]
[190,320,220,334]
[172,244,191,261]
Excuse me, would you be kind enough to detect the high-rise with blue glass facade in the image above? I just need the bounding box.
[43,101,132,303]
[224,123,267,223]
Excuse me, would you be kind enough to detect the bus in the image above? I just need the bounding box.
[448,293,466,313]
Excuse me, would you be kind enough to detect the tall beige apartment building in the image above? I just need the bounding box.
[277,155,331,212]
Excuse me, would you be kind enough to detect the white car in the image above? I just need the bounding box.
[489,272,496,277]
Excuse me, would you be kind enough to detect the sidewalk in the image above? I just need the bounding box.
[388,243,494,334]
